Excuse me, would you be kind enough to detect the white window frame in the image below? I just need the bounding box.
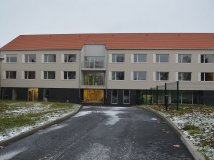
[178,54,192,63]
[123,90,130,104]
[156,54,169,63]
[24,71,36,79]
[200,54,214,63]
[155,72,169,81]
[63,71,76,80]
[111,90,118,104]
[6,54,17,63]
[133,71,147,80]
[112,54,125,63]
[24,54,36,63]
[6,71,16,79]
[200,72,214,81]
[133,54,147,63]
[43,71,56,80]
[64,54,76,63]
[112,71,125,80]
[44,54,56,63]
[177,72,191,81]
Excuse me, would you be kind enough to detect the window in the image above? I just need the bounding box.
[133,71,146,80]
[6,54,17,63]
[134,54,147,63]
[123,90,130,104]
[24,71,36,79]
[156,54,169,63]
[156,72,169,81]
[201,72,214,81]
[44,54,56,63]
[44,71,55,79]
[6,71,16,79]
[178,54,191,63]
[111,90,118,104]
[64,71,76,80]
[201,54,214,63]
[112,72,124,80]
[64,54,76,62]
[25,54,36,63]
[112,54,125,62]
[178,72,191,81]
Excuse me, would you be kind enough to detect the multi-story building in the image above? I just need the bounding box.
[0,33,214,105]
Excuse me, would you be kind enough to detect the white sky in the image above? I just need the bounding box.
[0,0,214,47]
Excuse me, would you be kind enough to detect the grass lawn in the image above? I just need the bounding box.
[142,105,214,160]
[0,101,80,142]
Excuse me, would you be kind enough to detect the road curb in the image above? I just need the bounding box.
[0,105,83,147]
[139,106,205,160]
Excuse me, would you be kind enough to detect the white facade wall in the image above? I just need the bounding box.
[1,49,214,90]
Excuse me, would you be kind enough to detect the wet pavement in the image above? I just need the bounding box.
[0,106,193,160]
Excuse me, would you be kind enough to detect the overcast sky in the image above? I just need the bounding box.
[0,0,214,46]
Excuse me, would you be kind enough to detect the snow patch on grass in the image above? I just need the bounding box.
[0,102,80,143]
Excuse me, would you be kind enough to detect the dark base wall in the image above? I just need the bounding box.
[39,88,81,103]
[1,88,81,103]
[1,88,214,106]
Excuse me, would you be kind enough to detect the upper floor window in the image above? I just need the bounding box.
[6,54,17,63]
[178,54,191,63]
[133,54,147,63]
[6,71,16,79]
[155,72,169,81]
[25,54,36,63]
[44,71,55,79]
[156,54,169,63]
[64,71,76,80]
[24,71,36,79]
[133,71,146,80]
[201,54,214,63]
[178,72,191,81]
[112,71,124,80]
[201,72,214,81]
[44,54,56,63]
[112,54,125,63]
[64,54,76,62]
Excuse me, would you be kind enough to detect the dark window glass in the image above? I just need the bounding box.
[6,71,16,79]
[25,71,35,79]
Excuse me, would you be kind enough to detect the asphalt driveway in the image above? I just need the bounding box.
[0,106,193,160]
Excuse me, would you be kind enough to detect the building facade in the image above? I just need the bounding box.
[0,33,214,105]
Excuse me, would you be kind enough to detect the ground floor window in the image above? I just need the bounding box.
[111,90,118,104]
[123,90,130,104]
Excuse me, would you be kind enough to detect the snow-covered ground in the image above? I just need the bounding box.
[0,102,80,143]
[145,105,214,160]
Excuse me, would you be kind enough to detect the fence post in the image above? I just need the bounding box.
[156,86,158,105]
[145,89,148,105]
[176,81,179,110]
[164,83,168,111]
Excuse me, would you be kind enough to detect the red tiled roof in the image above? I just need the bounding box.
[1,33,214,50]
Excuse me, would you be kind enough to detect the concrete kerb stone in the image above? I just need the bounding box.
[0,105,83,147]
[139,106,205,160]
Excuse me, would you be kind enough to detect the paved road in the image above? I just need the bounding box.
[0,106,193,160]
